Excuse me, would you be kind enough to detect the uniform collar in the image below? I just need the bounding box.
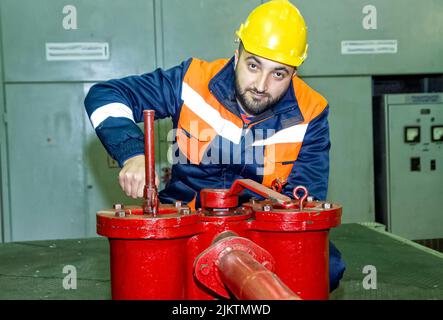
[208,57,303,124]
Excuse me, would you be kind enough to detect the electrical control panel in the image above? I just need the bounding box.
[377,93,443,240]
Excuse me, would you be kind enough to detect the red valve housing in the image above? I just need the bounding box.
[97,188,341,300]
[98,109,341,300]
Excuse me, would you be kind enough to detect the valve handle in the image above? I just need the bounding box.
[293,186,308,210]
[143,110,159,216]
[228,179,291,204]
[271,178,287,193]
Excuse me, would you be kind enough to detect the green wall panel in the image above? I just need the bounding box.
[161,0,262,68]
[0,0,156,82]
[303,76,374,223]
[2,0,441,240]
[0,23,5,242]
[5,84,87,241]
[295,0,443,76]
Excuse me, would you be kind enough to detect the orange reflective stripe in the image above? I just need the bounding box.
[262,143,302,187]
[176,125,213,165]
[179,104,215,141]
[260,78,328,187]
[265,142,302,163]
[177,58,244,163]
[183,58,243,129]
[292,76,328,122]
[262,163,295,188]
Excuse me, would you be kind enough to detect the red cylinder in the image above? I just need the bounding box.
[97,205,201,300]
[247,203,342,300]
[98,196,341,300]
[109,238,189,300]
[184,211,252,299]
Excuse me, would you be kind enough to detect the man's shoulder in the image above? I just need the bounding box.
[292,76,329,119]
[190,57,230,67]
[292,76,328,106]
[186,57,230,76]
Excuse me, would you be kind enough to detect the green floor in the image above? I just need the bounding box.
[0,224,442,300]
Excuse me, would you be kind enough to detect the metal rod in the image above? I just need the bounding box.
[217,250,301,300]
[143,110,158,216]
[228,179,292,203]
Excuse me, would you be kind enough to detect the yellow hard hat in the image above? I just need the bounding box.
[236,0,308,67]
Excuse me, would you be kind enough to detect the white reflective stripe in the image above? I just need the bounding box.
[90,103,135,129]
[181,82,243,144]
[252,124,309,146]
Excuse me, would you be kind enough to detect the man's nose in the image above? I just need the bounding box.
[254,73,268,93]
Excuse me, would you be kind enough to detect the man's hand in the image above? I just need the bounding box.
[119,155,159,199]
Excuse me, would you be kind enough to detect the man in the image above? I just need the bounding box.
[85,0,345,291]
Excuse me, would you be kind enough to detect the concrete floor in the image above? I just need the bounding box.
[0,223,442,300]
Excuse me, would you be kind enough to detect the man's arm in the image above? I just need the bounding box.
[84,58,192,198]
[282,106,331,201]
[84,58,192,166]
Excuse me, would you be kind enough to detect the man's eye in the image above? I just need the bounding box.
[248,64,257,70]
[274,72,284,79]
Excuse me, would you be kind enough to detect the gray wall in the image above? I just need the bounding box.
[0,3,6,242]
[0,0,442,241]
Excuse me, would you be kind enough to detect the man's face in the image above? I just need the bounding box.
[234,48,295,116]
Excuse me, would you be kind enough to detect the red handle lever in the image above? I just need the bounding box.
[143,110,159,216]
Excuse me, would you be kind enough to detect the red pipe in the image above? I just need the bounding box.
[217,250,301,300]
[143,110,158,215]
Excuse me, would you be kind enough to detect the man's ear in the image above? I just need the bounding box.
[234,49,239,68]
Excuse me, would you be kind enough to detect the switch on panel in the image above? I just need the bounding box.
[411,157,421,171]
[431,160,436,171]
[431,126,443,142]
[404,126,420,143]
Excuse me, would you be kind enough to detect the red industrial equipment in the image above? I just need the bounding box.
[97,110,342,300]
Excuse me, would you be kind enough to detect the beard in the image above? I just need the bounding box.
[234,74,286,116]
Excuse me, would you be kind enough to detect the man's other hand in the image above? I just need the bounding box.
[119,155,159,199]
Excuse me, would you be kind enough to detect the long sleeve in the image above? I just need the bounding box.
[84,58,192,166]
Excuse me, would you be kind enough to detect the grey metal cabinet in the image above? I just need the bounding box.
[296,0,443,76]
[5,83,142,241]
[378,94,443,239]
[5,84,87,241]
[0,39,5,243]
[1,0,157,82]
[161,0,262,68]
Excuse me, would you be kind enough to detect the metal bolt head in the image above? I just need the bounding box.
[180,208,190,215]
[200,264,210,276]
[113,204,123,210]
[263,205,272,212]
[115,211,126,218]
[307,196,314,202]
[175,201,182,208]
[323,203,332,209]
